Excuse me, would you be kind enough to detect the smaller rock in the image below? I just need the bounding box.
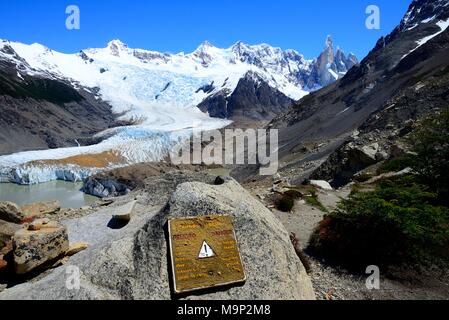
[375,151,389,161]
[97,199,114,207]
[0,201,24,223]
[21,201,61,219]
[28,218,58,231]
[111,200,137,222]
[310,180,333,191]
[66,242,89,256]
[361,143,380,160]
[13,221,69,274]
[1,220,23,248]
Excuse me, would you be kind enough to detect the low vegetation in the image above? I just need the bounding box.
[274,186,328,213]
[308,108,449,269]
[304,190,328,213]
[274,193,295,212]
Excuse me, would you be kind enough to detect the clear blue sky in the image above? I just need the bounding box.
[0,0,411,60]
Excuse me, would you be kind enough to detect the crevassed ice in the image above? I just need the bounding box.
[0,40,311,183]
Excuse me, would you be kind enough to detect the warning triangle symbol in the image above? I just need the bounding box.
[198,241,215,259]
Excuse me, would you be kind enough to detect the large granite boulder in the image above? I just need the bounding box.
[0,173,315,300]
[149,179,316,299]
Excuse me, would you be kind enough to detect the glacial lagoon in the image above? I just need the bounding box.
[0,180,98,208]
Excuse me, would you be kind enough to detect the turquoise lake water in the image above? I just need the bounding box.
[0,180,98,208]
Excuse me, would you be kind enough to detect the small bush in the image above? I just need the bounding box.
[308,175,449,269]
[353,173,373,183]
[275,193,295,212]
[283,190,303,200]
[377,154,415,174]
[308,107,449,269]
[412,108,449,203]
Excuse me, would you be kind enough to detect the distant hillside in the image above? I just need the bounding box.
[233,0,449,185]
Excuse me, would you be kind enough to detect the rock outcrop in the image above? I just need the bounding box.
[0,220,22,248]
[13,220,69,274]
[262,0,449,188]
[21,201,61,219]
[310,180,333,191]
[1,218,23,274]
[82,177,131,198]
[110,200,136,222]
[198,71,293,121]
[0,201,24,223]
[0,172,315,300]
[307,36,354,88]
[0,57,118,156]
[66,242,89,256]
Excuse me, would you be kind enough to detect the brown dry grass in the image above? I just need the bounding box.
[29,150,126,168]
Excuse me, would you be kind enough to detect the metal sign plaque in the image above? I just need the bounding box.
[168,215,246,294]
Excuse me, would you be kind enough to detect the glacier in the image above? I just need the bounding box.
[0,38,355,184]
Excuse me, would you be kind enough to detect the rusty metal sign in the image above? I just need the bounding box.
[168,215,246,294]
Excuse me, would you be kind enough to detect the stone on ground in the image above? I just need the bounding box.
[310,180,333,191]
[0,202,24,223]
[111,200,137,222]
[0,172,316,300]
[13,221,69,274]
[66,242,89,256]
[21,201,61,219]
[1,220,23,249]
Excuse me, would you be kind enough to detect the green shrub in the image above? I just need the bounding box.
[353,173,373,183]
[283,190,303,200]
[309,108,449,269]
[276,195,295,212]
[378,154,415,174]
[412,108,449,203]
[308,175,449,269]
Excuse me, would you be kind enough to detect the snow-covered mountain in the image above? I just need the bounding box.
[0,36,357,184]
[0,36,356,119]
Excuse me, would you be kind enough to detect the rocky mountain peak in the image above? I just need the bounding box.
[107,39,128,56]
[400,0,449,31]
[307,35,358,88]
[198,40,214,48]
[193,40,217,53]
[325,35,334,49]
[192,41,219,66]
[369,0,449,65]
[322,35,335,61]
[230,41,250,54]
